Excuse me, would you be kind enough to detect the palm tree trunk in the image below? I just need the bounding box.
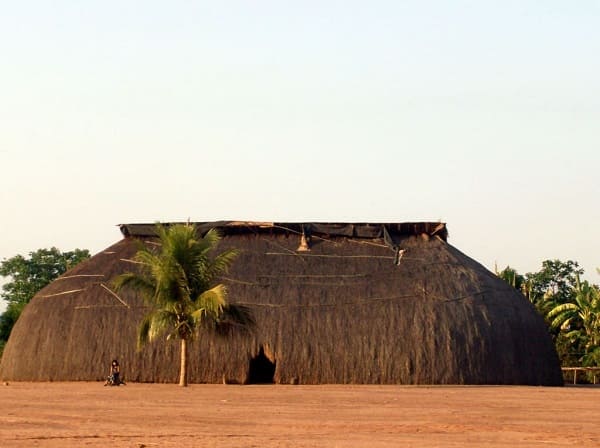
[179,337,188,387]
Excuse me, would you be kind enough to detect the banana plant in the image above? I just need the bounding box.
[547,275,600,365]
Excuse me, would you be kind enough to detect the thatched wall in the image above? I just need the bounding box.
[0,222,562,385]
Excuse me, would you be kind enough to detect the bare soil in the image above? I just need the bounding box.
[0,382,599,447]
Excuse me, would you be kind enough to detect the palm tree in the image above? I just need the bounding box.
[495,265,524,290]
[113,223,254,386]
[547,275,600,365]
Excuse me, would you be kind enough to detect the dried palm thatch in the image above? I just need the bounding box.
[0,222,562,385]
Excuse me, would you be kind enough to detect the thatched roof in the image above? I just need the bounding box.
[0,221,562,385]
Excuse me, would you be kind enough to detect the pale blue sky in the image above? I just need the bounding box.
[1,1,599,310]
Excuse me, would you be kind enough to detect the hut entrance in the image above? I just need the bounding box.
[246,346,276,384]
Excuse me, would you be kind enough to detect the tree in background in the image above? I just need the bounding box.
[496,260,597,368]
[524,260,584,315]
[0,248,90,354]
[113,223,254,387]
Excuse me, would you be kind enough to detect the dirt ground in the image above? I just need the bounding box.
[0,382,599,447]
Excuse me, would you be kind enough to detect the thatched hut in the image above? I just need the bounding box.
[0,222,562,385]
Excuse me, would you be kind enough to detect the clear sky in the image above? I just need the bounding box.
[1,1,599,311]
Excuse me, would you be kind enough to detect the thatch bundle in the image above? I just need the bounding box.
[0,222,562,385]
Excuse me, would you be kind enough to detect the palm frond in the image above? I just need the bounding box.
[137,314,153,349]
[113,272,155,300]
[133,248,161,269]
[196,284,228,314]
[199,228,221,252]
[213,304,256,337]
[139,309,178,345]
[207,248,239,281]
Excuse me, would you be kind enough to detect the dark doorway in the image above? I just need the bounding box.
[247,346,276,384]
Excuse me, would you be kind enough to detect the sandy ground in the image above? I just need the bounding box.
[0,382,599,447]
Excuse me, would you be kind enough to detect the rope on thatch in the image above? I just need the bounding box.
[38,289,85,298]
[265,252,395,259]
[264,253,441,264]
[442,290,487,303]
[224,277,374,287]
[243,224,305,257]
[120,258,146,265]
[256,233,307,258]
[261,223,394,250]
[221,277,256,285]
[221,266,454,287]
[100,283,130,308]
[260,274,370,278]
[236,294,421,308]
[235,289,492,308]
[270,280,367,286]
[270,224,408,252]
[74,305,148,310]
[346,238,389,248]
[280,225,389,249]
[56,274,105,281]
[262,238,301,256]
